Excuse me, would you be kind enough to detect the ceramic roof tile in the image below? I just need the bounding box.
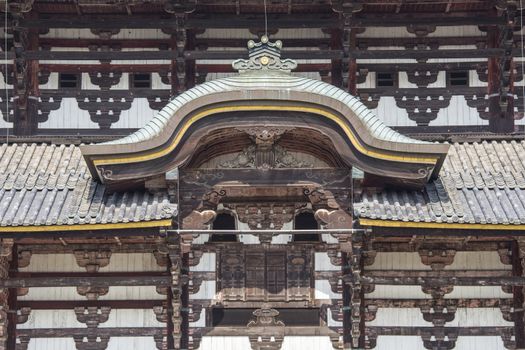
[0,144,176,230]
[356,141,525,227]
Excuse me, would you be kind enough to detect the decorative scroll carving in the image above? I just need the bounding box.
[220,146,255,168]
[315,209,352,230]
[233,36,297,74]
[88,72,122,91]
[421,330,457,350]
[421,285,454,299]
[74,250,112,273]
[154,334,167,350]
[220,145,311,169]
[189,303,203,323]
[153,305,169,323]
[418,249,456,271]
[37,96,62,123]
[17,307,31,325]
[17,250,31,269]
[406,69,440,87]
[73,335,110,350]
[395,92,452,126]
[498,247,513,265]
[305,189,340,211]
[358,92,380,110]
[406,25,437,37]
[16,336,31,350]
[465,93,490,119]
[147,93,172,111]
[76,286,109,300]
[182,210,216,230]
[420,304,456,327]
[226,203,295,243]
[76,96,132,129]
[90,28,120,39]
[75,307,111,328]
[153,248,169,268]
[247,304,285,350]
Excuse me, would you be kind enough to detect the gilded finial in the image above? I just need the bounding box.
[232,36,297,74]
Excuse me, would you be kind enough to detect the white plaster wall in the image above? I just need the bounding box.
[198,336,251,349]
[190,253,216,272]
[445,286,512,299]
[327,307,342,327]
[39,98,97,129]
[315,280,340,300]
[190,308,206,328]
[432,95,486,126]
[445,251,511,270]
[19,285,165,301]
[26,338,76,350]
[371,97,416,127]
[109,98,157,129]
[375,336,424,350]
[20,253,164,273]
[454,336,507,350]
[367,308,429,327]
[451,308,513,327]
[189,281,216,300]
[107,337,158,350]
[367,252,430,271]
[315,252,340,271]
[18,310,85,329]
[367,285,431,299]
[99,309,163,327]
[281,336,333,350]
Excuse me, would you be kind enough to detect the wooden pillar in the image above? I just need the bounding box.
[515,238,525,348]
[330,29,343,88]
[168,237,183,350]
[0,240,13,350]
[12,12,38,136]
[487,1,517,133]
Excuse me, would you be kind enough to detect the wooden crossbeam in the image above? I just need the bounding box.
[368,326,513,336]
[12,13,508,29]
[17,327,166,338]
[18,300,164,309]
[356,275,525,286]
[0,275,170,288]
[364,298,512,308]
[19,48,516,61]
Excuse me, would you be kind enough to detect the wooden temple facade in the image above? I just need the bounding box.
[0,1,524,350]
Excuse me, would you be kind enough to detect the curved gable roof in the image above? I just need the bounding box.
[81,37,449,188]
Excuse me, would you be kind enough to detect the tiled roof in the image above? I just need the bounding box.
[0,144,176,229]
[106,73,427,147]
[355,140,525,226]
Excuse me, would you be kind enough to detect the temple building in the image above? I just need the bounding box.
[0,1,524,350]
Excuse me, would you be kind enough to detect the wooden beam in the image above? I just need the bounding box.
[0,275,169,288]
[369,326,513,336]
[22,48,517,61]
[357,275,525,286]
[13,13,508,29]
[17,327,166,338]
[17,300,164,309]
[364,298,512,308]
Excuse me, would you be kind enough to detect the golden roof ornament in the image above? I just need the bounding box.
[232,35,298,74]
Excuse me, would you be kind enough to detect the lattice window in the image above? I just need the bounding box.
[219,249,312,302]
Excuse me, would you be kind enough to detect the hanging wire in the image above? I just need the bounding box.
[264,0,268,37]
[520,0,525,126]
[4,0,8,144]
